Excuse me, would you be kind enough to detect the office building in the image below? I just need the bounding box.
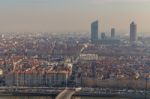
[91,20,99,44]
[111,28,115,39]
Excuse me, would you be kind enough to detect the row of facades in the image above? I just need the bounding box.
[5,71,71,87]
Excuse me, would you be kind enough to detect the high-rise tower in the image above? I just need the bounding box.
[130,22,137,43]
[91,20,98,44]
[111,28,115,39]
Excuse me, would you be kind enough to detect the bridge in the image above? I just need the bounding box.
[56,88,81,99]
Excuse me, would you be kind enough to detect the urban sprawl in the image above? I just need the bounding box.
[0,21,150,90]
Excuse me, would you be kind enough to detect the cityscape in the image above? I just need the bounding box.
[0,20,149,99]
[0,0,150,99]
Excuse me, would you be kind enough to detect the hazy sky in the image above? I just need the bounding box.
[0,0,150,35]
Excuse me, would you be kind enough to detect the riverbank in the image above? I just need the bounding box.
[0,87,149,99]
[0,92,123,99]
[0,91,148,99]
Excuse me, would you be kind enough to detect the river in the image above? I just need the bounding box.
[0,96,128,99]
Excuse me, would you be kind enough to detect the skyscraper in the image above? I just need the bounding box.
[130,22,137,43]
[91,20,98,44]
[111,28,115,39]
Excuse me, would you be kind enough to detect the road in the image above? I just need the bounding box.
[74,43,88,63]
